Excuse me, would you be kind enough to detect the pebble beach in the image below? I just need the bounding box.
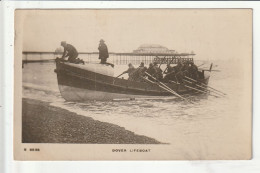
[22,98,161,144]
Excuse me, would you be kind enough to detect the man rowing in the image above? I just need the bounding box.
[146,63,156,81]
[122,63,136,81]
[153,62,163,81]
[163,64,176,82]
[131,62,148,81]
[164,64,175,74]
[189,62,199,80]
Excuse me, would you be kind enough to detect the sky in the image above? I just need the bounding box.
[19,9,252,60]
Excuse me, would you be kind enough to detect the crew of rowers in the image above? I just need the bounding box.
[122,61,199,83]
[59,40,199,82]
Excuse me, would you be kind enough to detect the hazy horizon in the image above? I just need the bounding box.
[19,9,252,61]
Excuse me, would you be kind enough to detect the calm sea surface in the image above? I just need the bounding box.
[22,60,251,159]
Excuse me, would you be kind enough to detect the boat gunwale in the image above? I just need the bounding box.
[55,60,209,96]
[56,61,179,92]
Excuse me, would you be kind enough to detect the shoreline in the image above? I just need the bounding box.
[22,98,161,144]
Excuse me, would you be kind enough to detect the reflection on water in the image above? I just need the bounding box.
[22,61,251,159]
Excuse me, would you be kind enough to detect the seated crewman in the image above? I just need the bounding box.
[131,62,148,82]
[163,64,176,82]
[153,62,163,81]
[122,63,136,81]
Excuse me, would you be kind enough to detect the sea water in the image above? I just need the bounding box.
[22,60,251,159]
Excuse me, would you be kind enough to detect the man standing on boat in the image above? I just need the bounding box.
[98,39,114,67]
[61,41,79,63]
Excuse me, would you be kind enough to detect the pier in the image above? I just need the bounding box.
[22,51,195,65]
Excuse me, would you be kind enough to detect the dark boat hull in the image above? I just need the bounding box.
[55,60,210,101]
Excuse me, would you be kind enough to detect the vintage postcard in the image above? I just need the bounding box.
[14,9,252,160]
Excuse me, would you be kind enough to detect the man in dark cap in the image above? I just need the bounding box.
[98,39,114,67]
[153,62,163,81]
[122,63,136,80]
[190,62,199,80]
[164,64,174,74]
[61,41,78,63]
[146,63,156,81]
[131,62,147,81]
[163,64,176,82]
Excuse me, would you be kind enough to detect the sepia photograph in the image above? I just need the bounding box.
[14,9,252,160]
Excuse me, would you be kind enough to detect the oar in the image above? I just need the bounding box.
[163,66,169,74]
[183,78,208,91]
[200,69,220,72]
[183,78,209,92]
[142,77,191,102]
[159,56,166,68]
[184,76,227,96]
[113,72,125,84]
[142,77,180,96]
[183,78,224,97]
[183,77,225,97]
[184,84,220,97]
[197,63,206,67]
[183,79,209,91]
[163,58,174,74]
[169,80,220,98]
[145,72,189,102]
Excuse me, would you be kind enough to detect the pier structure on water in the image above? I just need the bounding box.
[22,51,195,65]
